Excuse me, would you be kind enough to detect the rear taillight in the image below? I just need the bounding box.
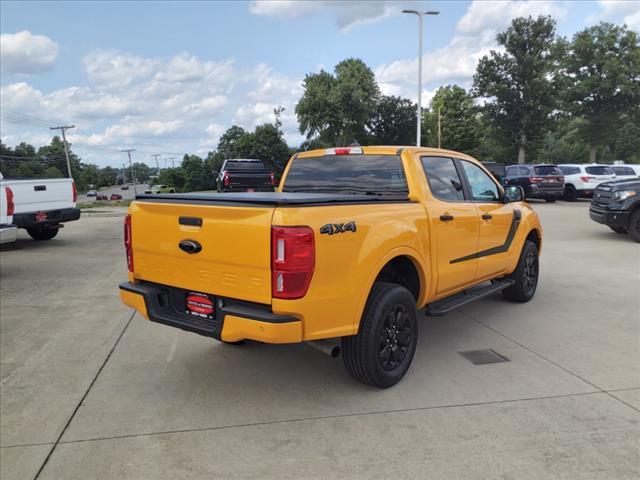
[72,181,77,203]
[530,177,544,183]
[270,172,275,186]
[223,171,230,186]
[124,214,133,272]
[580,176,595,183]
[271,226,314,299]
[6,187,14,217]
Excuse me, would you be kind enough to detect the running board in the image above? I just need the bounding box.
[425,279,515,317]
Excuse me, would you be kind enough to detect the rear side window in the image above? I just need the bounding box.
[534,166,561,175]
[225,160,265,170]
[585,166,613,175]
[506,166,519,176]
[612,166,635,175]
[559,166,580,175]
[421,157,464,201]
[519,166,530,176]
[282,155,408,195]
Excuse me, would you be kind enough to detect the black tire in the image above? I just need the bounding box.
[545,198,557,203]
[502,240,539,302]
[27,227,59,241]
[609,226,628,234]
[563,186,578,202]
[342,282,418,388]
[629,209,640,243]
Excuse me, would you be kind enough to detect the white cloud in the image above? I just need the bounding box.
[0,31,59,75]
[457,0,567,35]
[587,0,640,30]
[84,50,158,88]
[249,0,399,32]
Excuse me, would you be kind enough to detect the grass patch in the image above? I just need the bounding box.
[79,200,132,209]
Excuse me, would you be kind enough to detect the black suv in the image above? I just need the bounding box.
[589,179,640,242]
[504,164,564,202]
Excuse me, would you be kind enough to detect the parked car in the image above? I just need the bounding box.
[0,173,80,241]
[558,164,617,201]
[611,165,639,180]
[110,193,123,201]
[216,159,275,192]
[96,193,109,201]
[482,162,506,185]
[144,184,176,194]
[86,190,98,197]
[1,183,17,244]
[589,179,640,242]
[504,164,564,202]
[120,146,542,388]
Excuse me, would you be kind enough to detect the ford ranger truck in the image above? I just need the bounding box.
[119,146,542,388]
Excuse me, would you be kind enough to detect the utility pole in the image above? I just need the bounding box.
[121,149,137,195]
[437,106,442,149]
[49,125,75,178]
[122,163,127,184]
[169,156,175,169]
[402,10,440,147]
[151,154,161,174]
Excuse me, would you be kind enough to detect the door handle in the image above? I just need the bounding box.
[482,213,493,220]
[440,214,454,221]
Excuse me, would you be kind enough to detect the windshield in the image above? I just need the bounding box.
[585,166,614,175]
[282,154,408,196]
[534,166,561,175]
[225,160,265,171]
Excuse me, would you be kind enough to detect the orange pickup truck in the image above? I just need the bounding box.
[120,146,542,387]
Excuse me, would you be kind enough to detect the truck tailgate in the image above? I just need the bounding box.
[6,178,75,213]
[130,200,274,304]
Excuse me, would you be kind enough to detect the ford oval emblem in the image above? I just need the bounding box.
[179,239,202,254]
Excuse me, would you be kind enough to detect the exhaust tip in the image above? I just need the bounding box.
[307,340,341,358]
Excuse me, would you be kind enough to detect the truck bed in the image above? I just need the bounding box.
[135,191,410,206]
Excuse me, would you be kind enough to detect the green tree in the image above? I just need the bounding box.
[237,124,290,174]
[98,166,118,187]
[38,136,82,179]
[206,125,250,173]
[428,85,482,155]
[560,23,640,162]
[182,154,215,192]
[473,16,560,164]
[296,58,380,146]
[158,168,186,191]
[131,162,151,183]
[368,95,416,145]
[615,122,640,163]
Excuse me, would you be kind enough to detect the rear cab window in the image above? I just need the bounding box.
[585,166,614,176]
[225,160,266,170]
[282,154,408,196]
[421,157,465,201]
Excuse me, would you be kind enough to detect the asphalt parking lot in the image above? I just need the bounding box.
[1,201,638,480]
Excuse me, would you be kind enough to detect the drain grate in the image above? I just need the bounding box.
[458,349,510,365]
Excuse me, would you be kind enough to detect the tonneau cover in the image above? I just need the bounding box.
[136,191,409,206]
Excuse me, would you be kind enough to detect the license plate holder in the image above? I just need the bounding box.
[185,291,215,320]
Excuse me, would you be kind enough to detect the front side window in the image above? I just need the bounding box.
[421,157,465,201]
[461,161,501,202]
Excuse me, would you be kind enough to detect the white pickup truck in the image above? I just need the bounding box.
[0,173,80,240]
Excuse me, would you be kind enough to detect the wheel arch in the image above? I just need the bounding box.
[354,247,429,332]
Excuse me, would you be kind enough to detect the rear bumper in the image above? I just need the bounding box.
[589,206,629,228]
[0,224,17,244]
[13,207,80,229]
[527,185,563,199]
[119,281,302,344]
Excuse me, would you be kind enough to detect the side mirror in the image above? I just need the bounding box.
[504,185,524,203]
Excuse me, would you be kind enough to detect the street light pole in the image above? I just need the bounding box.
[402,9,440,147]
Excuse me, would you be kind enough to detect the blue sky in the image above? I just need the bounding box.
[1,1,638,167]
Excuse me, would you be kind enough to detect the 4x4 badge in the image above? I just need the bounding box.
[320,221,357,235]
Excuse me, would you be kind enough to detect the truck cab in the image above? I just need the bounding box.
[120,146,542,387]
